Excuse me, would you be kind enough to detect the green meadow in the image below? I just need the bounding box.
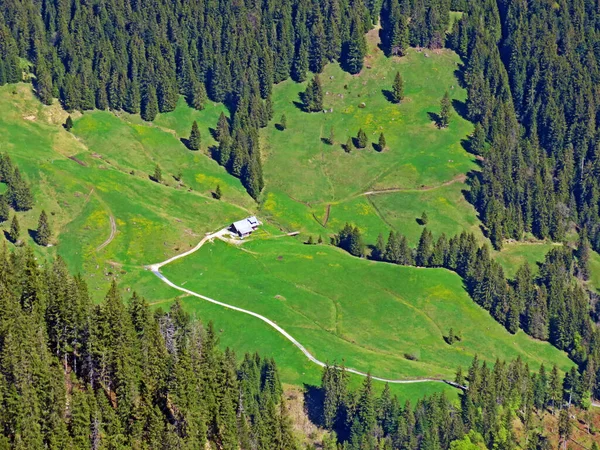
[161,237,573,381]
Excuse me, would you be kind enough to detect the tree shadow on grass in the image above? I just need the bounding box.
[293,100,307,112]
[427,112,441,127]
[209,127,218,140]
[28,229,38,243]
[275,123,285,131]
[180,137,191,150]
[381,89,397,103]
[452,99,468,121]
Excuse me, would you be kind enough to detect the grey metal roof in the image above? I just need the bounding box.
[232,217,257,235]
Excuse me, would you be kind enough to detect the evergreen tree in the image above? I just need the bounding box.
[439,91,452,128]
[391,72,404,103]
[378,133,386,151]
[141,86,158,122]
[188,120,201,150]
[420,211,428,225]
[64,115,73,131]
[302,75,324,112]
[345,137,354,152]
[35,210,52,246]
[0,195,8,223]
[356,129,368,148]
[216,112,230,142]
[343,16,366,74]
[280,114,287,130]
[8,214,20,243]
[214,184,222,200]
[152,164,162,183]
[328,127,335,145]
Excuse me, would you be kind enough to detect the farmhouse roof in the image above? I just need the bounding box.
[232,216,259,235]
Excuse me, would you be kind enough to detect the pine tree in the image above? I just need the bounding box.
[356,129,368,148]
[280,114,287,130]
[420,211,428,225]
[188,120,201,150]
[0,195,8,222]
[576,233,590,280]
[36,210,52,246]
[378,133,386,151]
[439,90,452,128]
[318,235,323,244]
[328,127,335,145]
[153,164,162,183]
[216,112,230,141]
[307,235,314,245]
[141,86,159,122]
[345,137,353,153]
[303,75,324,112]
[391,72,404,103]
[64,115,73,131]
[214,184,222,200]
[374,233,386,260]
[343,16,366,74]
[9,214,20,243]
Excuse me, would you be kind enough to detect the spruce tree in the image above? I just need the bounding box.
[64,115,73,131]
[420,211,428,225]
[343,16,366,74]
[280,114,287,130]
[356,129,368,148]
[439,90,452,128]
[153,164,162,183]
[188,120,201,150]
[36,210,52,246]
[8,214,20,243]
[391,72,404,103]
[216,112,230,141]
[214,184,222,200]
[0,195,8,222]
[345,137,353,153]
[141,86,159,122]
[378,133,386,151]
[328,127,335,145]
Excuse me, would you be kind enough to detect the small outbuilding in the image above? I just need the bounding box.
[231,216,260,238]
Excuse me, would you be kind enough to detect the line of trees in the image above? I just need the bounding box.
[0,245,298,448]
[319,357,595,449]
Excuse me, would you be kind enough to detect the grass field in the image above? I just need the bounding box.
[260,30,476,237]
[0,84,247,300]
[161,237,573,382]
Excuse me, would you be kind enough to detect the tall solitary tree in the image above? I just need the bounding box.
[356,129,368,148]
[153,164,162,183]
[280,114,287,130]
[188,120,201,150]
[9,215,20,243]
[391,72,404,103]
[64,115,73,131]
[378,133,386,151]
[36,210,52,246]
[439,90,452,128]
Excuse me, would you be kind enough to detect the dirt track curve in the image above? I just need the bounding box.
[96,215,116,251]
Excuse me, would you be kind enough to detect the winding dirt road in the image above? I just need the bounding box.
[96,215,116,252]
[147,227,457,386]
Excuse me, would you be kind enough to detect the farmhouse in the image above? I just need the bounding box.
[231,216,260,238]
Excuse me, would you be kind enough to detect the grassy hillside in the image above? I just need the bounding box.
[161,236,573,382]
[0,84,248,300]
[0,33,579,402]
